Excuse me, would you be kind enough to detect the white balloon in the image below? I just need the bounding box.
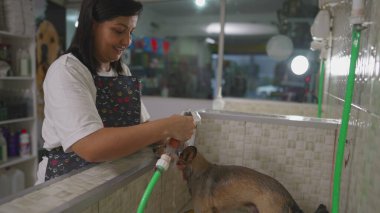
[266,35,294,61]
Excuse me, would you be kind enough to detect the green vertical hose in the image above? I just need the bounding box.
[318,59,326,118]
[137,166,164,213]
[331,26,361,213]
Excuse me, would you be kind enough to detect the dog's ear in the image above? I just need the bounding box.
[180,146,197,163]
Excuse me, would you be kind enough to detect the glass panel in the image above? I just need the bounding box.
[66,0,319,103]
[222,0,319,103]
[131,0,221,99]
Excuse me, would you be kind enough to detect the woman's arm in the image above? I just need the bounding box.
[71,115,194,162]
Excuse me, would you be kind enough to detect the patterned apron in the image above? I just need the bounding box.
[44,74,141,181]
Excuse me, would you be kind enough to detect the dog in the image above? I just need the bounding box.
[176,146,305,213]
[36,20,61,119]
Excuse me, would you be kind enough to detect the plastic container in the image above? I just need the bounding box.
[8,130,19,157]
[7,168,25,194]
[23,89,33,116]
[0,129,7,162]
[0,44,10,63]
[19,129,30,157]
[15,48,22,76]
[19,49,30,76]
[0,172,11,199]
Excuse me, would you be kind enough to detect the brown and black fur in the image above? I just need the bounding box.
[177,146,303,213]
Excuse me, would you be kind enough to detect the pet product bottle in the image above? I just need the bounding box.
[19,129,30,157]
[0,129,7,162]
[19,49,30,76]
[8,130,19,157]
[0,171,11,198]
[7,168,25,193]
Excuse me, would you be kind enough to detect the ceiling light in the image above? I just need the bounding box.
[205,37,215,44]
[291,55,309,75]
[195,0,206,7]
[206,22,277,35]
[266,35,294,61]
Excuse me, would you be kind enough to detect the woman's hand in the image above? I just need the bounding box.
[149,140,166,158]
[167,114,195,142]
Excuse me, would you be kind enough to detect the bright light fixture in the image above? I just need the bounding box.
[206,22,277,35]
[75,20,79,28]
[266,35,293,61]
[195,0,206,7]
[291,55,309,75]
[205,37,215,44]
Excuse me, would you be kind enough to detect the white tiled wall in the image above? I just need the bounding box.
[79,165,190,213]
[222,98,318,117]
[323,0,380,212]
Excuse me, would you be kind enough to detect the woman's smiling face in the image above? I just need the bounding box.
[93,15,138,64]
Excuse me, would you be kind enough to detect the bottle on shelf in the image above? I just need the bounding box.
[0,129,8,162]
[7,168,25,193]
[19,129,30,157]
[14,48,22,76]
[8,129,19,157]
[19,49,30,76]
[23,88,33,116]
[0,171,11,199]
[0,100,8,121]
[0,44,11,64]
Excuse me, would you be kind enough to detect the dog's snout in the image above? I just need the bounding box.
[41,44,48,63]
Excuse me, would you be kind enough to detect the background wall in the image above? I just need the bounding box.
[323,0,380,212]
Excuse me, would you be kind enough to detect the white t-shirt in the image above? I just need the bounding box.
[36,53,150,184]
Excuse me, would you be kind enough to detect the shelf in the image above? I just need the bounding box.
[0,30,33,39]
[0,155,36,169]
[0,76,34,80]
[0,117,35,125]
[130,66,144,70]
[0,8,38,191]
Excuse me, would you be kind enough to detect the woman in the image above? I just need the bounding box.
[36,0,195,184]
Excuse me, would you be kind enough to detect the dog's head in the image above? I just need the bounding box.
[177,146,197,168]
[36,20,60,67]
[176,146,197,181]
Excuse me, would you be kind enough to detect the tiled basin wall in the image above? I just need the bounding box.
[222,98,318,117]
[194,112,338,213]
[0,150,190,213]
[81,166,190,213]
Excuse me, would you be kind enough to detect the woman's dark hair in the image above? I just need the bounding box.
[66,0,143,75]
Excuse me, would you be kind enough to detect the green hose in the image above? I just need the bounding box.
[137,166,164,213]
[317,59,326,118]
[331,26,361,213]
